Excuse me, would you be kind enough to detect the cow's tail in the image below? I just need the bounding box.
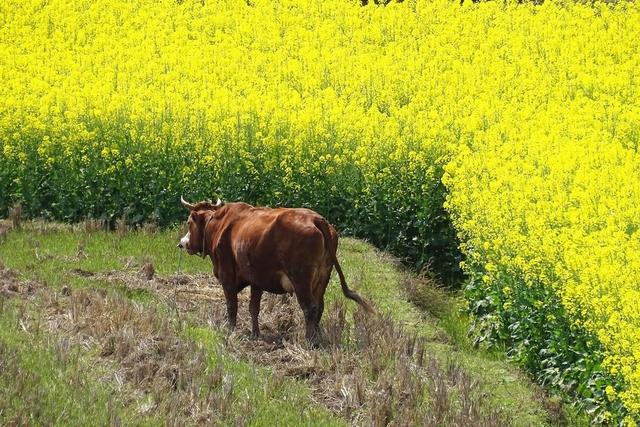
[315,218,375,314]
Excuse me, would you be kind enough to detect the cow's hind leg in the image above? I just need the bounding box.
[222,287,238,331]
[302,302,321,347]
[292,283,322,346]
[249,287,263,338]
[314,268,331,326]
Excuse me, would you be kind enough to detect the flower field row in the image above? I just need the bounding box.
[1,0,639,421]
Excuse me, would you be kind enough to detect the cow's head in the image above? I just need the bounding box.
[178,196,224,257]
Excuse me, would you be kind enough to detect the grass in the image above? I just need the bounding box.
[0,297,162,426]
[0,220,583,426]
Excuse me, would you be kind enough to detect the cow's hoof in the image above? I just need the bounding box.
[306,332,323,349]
[309,339,323,349]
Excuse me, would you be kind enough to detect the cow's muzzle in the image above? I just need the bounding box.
[178,232,190,251]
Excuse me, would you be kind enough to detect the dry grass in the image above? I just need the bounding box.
[0,264,39,299]
[2,217,164,236]
[9,202,22,230]
[219,296,506,426]
[115,217,129,236]
[71,269,507,426]
[2,280,250,425]
[1,218,77,234]
[141,257,155,280]
[83,218,105,233]
[0,224,541,425]
[51,290,234,425]
[140,222,160,234]
[402,272,454,320]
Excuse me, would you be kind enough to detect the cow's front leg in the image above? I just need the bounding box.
[222,287,238,330]
[249,287,263,338]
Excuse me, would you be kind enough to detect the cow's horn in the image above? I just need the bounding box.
[181,196,195,210]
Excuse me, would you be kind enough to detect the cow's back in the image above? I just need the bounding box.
[225,205,334,292]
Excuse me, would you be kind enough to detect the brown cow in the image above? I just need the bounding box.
[177,197,373,345]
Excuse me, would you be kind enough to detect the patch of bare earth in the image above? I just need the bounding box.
[80,268,508,426]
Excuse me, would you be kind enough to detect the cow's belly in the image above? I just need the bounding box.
[247,271,295,295]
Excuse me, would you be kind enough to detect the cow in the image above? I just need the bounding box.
[177,197,374,346]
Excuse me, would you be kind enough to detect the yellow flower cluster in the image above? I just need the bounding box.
[440,2,640,419]
[445,132,640,422]
[1,0,639,421]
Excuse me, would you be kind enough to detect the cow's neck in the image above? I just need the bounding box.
[201,213,215,259]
